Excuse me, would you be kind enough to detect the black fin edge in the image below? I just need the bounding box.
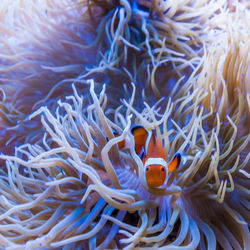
[131,125,146,134]
[174,153,181,166]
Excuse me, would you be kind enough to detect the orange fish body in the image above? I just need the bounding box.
[133,127,167,187]
[115,125,181,188]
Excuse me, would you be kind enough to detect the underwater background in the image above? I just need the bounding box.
[0,0,249,249]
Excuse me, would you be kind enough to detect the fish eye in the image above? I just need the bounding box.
[146,167,149,171]
[161,167,165,172]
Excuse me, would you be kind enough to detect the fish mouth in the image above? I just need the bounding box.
[145,164,167,188]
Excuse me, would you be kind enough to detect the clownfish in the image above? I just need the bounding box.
[114,125,181,188]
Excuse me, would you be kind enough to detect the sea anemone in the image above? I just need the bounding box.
[0,77,249,248]
[0,0,230,138]
[0,0,249,249]
[0,0,99,149]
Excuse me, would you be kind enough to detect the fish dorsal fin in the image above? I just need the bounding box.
[151,129,157,144]
[146,131,166,160]
[131,125,149,156]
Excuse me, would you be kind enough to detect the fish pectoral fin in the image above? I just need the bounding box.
[168,153,181,172]
[131,125,148,155]
[112,131,125,149]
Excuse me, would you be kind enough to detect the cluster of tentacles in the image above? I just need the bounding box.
[0,75,249,248]
[0,0,249,249]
